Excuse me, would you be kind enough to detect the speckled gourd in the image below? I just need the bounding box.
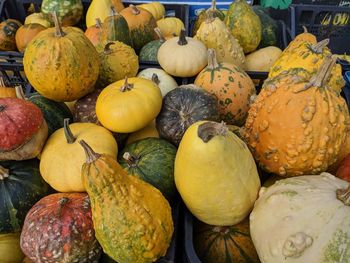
[243,56,350,176]
[80,141,174,263]
[194,17,245,68]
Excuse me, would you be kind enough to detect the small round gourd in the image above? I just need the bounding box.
[85,18,103,47]
[15,23,46,52]
[139,27,165,62]
[0,19,22,51]
[41,0,83,26]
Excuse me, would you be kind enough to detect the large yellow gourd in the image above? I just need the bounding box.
[86,0,124,28]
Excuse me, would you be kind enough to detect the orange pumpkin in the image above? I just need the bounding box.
[84,18,103,47]
[15,23,47,52]
[0,78,16,98]
[194,49,256,126]
[284,26,317,53]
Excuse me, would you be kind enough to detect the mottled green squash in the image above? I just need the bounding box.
[118,137,177,202]
[41,0,83,26]
[139,28,165,62]
[252,6,278,48]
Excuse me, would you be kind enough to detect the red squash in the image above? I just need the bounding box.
[20,193,101,262]
[336,153,350,182]
[0,97,48,160]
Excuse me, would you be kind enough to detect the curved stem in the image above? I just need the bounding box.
[104,42,115,54]
[154,27,165,42]
[0,165,9,180]
[151,73,160,85]
[123,152,139,167]
[177,29,187,46]
[15,86,26,100]
[302,25,308,33]
[52,11,66,37]
[210,0,217,10]
[79,140,101,164]
[95,18,102,28]
[130,4,140,15]
[120,77,134,92]
[111,6,118,16]
[207,49,219,70]
[311,39,329,54]
[336,185,350,205]
[197,121,228,143]
[64,118,76,144]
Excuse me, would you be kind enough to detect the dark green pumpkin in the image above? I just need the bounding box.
[28,92,73,136]
[156,84,219,146]
[0,159,51,234]
[118,137,177,202]
[252,6,279,48]
[139,28,165,62]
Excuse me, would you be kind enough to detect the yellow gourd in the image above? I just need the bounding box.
[138,2,165,20]
[86,0,124,28]
[126,120,159,145]
[156,17,185,37]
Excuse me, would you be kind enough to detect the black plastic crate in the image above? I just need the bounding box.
[290,4,350,54]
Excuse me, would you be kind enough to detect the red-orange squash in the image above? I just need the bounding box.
[15,23,46,52]
[84,18,103,47]
[195,49,256,126]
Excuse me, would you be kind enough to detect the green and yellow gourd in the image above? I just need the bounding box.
[139,28,165,62]
[80,140,174,263]
[41,0,83,26]
[195,16,245,68]
[224,0,262,54]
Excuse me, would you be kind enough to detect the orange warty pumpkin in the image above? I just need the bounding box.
[15,23,47,52]
[195,49,256,126]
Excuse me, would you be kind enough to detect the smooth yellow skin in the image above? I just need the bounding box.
[126,119,159,145]
[0,233,24,263]
[139,2,165,21]
[156,17,184,37]
[86,0,124,28]
[96,77,162,133]
[175,121,261,226]
[40,123,118,192]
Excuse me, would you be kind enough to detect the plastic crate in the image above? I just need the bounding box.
[290,4,350,54]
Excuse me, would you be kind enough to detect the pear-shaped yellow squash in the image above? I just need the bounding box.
[40,119,117,192]
[79,140,174,263]
[175,121,261,226]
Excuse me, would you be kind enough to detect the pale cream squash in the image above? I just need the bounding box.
[0,233,24,263]
[250,173,350,263]
[175,121,261,226]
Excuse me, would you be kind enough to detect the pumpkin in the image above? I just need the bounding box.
[86,0,124,28]
[0,97,48,161]
[0,19,22,51]
[24,13,52,28]
[0,159,50,234]
[194,16,245,68]
[98,41,139,87]
[96,77,162,133]
[158,30,207,77]
[137,68,178,97]
[80,140,174,263]
[0,233,24,263]
[85,18,103,47]
[100,7,133,48]
[156,84,219,146]
[118,137,177,202]
[250,173,350,263]
[245,46,282,72]
[73,88,102,124]
[194,218,259,263]
[336,154,350,182]
[139,27,165,62]
[40,119,117,192]
[15,23,46,52]
[285,26,317,52]
[224,0,262,53]
[126,120,159,145]
[23,13,100,102]
[156,17,184,38]
[175,121,260,225]
[20,193,102,263]
[243,56,350,176]
[252,6,279,48]
[192,0,225,36]
[120,5,157,52]
[0,78,16,98]
[194,49,256,126]
[41,0,83,26]
[138,2,165,21]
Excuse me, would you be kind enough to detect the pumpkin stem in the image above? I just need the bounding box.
[130,4,140,15]
[207,49,219,70]
[151,73,160,85]
[52,11,66,37]
[104,42,116,54]
[120,77,134,92]
[154,27,165,42]
[311,39,329,54]
[63,118,76,144]
[111,6,119,16]
[0,77,5,87]
[210,0,217,10]
[15,86,26,100]
[177,30,188,46]
[311,55,336,88]
[0,165,9,180]
[198,121,228,143]
[336,185,350,205]
[205,10,216,23]
[123,152,139,167]
[302,26,308,33]
[79,140,101,164]
[95,18,102,28]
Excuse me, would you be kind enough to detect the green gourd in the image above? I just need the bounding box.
[139,28,165,62]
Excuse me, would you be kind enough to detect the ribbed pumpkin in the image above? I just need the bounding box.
[138,2,165,20]
[15,23,46,52]
[139,27,165,62]
[96,77,162,133]
[156,84,219,146]
[252,6,278,48]
[224,0,262,53]
[195,17,245,68]
[86,0,124,28]
[175,121,261,225]
[126,120,159,145]
[80,140,174,263]
[194,218,259,263]
[85,18,103,47]
[0,97,48,161]
[195,49,256,126]
[118,137,177,202]
[98,41,139,87]
[0,233,24,263]
[41,0,83,26]
[0,78,16,98]
[24,13,52,28]
[0,19,22,51]
[40,119,118,192]
[23,14,99,102]
[156,17,185,38]
[20,193,102,263]
[120,5,157,52]
[243,56,350,176]
[100,7,133,48]
[0,159,50,234]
